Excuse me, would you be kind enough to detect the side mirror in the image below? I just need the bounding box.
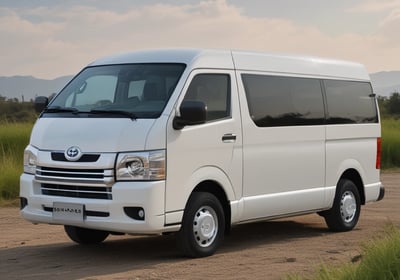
[173,100,207,130]
[34,96,49,113]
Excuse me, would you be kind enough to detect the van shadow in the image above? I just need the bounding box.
[222,218,329,252]
[0,218,331,279]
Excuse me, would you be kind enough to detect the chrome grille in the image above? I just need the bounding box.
[41,184,112,200]
[36,166,114,200]
[35,166,114,186]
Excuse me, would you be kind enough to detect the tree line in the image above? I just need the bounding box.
[377,92,400,117]
[0,96,37,123]
[1,92,400,123]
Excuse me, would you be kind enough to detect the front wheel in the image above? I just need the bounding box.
[323,179,361,232]
[177,192,225,258]
[64,225,109,244]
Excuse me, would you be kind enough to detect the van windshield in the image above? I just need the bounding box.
[47,64,186,119]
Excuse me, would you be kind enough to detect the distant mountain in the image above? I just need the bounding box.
[370,71,400,97]
[0,75,73,102]
[0,71,399,102]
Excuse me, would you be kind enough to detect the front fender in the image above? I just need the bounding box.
[164,165,236,226]
[183,165,236,203]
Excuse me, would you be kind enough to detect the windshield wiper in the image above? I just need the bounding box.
[43,107,137,120]
[89,109,137,120]
[44,106,80,114]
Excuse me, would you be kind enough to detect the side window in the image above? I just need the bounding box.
[242,74,325,127]
[184,74,230,121]
[324,80,378,124]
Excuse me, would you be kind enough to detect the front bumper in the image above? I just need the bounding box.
[20,173,180,234]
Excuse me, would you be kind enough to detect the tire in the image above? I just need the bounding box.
[64,225,109,244]
[177,192,225,258]
[323,179,361,232]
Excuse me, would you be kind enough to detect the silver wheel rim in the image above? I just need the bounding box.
[340,191,357,223]
[193,206,218,248]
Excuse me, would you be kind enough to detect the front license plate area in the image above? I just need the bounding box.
[53,202,84,222]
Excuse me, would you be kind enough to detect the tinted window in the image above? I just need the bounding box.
[324,80,378,124]
[184,74,230,121]
[242,74,325,127]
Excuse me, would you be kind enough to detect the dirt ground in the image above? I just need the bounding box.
[1,173,399,280]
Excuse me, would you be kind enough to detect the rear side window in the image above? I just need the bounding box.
[184,74,231,122]
[242,74,325,127]
[324,80,378,124]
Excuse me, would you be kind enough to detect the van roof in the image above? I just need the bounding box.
[89,48,370,81]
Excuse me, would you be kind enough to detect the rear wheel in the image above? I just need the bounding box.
[177,192,225,258]
[323,179,361,232]
[64,225,109,244]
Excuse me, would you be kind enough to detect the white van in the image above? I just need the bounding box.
[20,49,384,257]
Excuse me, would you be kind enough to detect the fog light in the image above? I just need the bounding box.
[124,207,145,221]
[138,209,145,219]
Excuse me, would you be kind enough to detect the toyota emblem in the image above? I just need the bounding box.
[65,146,82,161]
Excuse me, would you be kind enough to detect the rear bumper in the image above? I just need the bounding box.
[377,185,385,201]
[365,181,385,203]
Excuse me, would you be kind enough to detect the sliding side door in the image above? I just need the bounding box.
[238,74,326,221]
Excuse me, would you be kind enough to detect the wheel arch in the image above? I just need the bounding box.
[191,180,232,234]
[339,169,365,205]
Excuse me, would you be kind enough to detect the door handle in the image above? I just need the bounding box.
[222,133,237,143]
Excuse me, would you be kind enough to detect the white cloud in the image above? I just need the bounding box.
[347,0,400,13]
[0,0,399,78]
[347,0,400,43]
[379,8,400,29]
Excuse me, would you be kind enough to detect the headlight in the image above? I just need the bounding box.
[116,150,166,181]
[23,146,38,175]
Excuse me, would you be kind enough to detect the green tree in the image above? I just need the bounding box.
[0,96,36,123]
[387,92,400,115]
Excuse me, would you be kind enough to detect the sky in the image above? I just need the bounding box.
[0,0,399,79]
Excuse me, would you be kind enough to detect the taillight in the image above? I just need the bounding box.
[376,137,381,169]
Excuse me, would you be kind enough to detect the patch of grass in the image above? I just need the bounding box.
[354,225,400,280]
[381,118,400,169]
[286,225,400,280]
[0,122,33,200]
